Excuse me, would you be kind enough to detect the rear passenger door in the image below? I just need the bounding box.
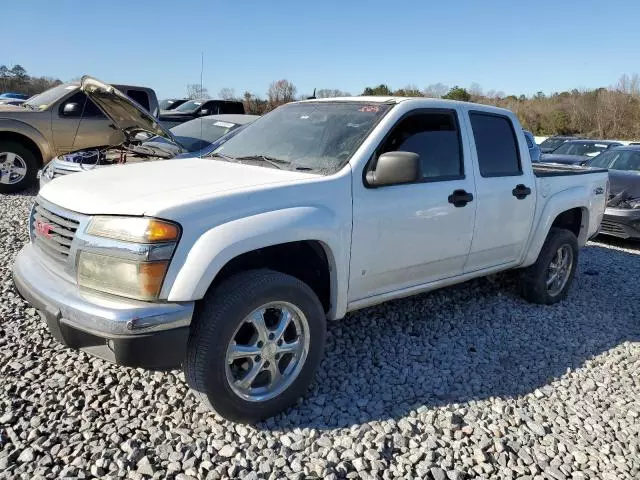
[464,111,536,272]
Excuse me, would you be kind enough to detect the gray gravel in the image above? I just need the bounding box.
[1,190,639,479]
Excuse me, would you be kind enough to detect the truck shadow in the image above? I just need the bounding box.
[260,243,640,431]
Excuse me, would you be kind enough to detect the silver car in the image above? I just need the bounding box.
[523,130,541,162]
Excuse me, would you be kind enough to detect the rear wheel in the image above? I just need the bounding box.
[0,141,39,193]
[520,227,578,304]
[184,269,326,423]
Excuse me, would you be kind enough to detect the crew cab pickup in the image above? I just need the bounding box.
[13,77,609,423]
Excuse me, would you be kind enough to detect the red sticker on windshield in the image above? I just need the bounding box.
[359,105,380,113]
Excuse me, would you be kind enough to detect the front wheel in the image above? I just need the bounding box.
[0,141,39,193]
[519,227,579,304]
[184,269,326,423]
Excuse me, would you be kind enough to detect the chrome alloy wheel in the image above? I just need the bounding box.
[225,302,310,402]
[0,152,27,185]
[546,244,573,296]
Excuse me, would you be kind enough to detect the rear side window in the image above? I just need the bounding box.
[219,102,245,114]
[125,90,150,111]
[379,110,463,181]
[470,112,521,177]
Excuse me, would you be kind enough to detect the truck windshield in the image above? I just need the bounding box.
[210,102,391,174]
[23,84,77,111]
[174,100,203,112]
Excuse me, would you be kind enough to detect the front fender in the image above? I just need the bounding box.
[522,186,591,267]
[0,118,52,162]
[164,206,350,319]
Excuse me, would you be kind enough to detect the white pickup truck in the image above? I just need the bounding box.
[13,77,608,423]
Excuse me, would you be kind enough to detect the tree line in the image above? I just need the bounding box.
[222,74,640,140]
[4,64,639,139]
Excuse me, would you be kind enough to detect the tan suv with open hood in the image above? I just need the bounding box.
[0,81,158,193]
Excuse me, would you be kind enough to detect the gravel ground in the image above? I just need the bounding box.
[1,190,639,480]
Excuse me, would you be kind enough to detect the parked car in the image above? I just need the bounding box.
[159,98,189,111]
[0,80,159,192]
[541,140,622,165]
[160,99,245,128]
[583,146,640,239]
[0,98,27,106]
[0,93,29,100]
[538,135,585,154]
[13,78,608,423]
[523,129,541,162]
[39,114,259,187]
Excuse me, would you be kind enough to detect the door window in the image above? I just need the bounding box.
[59,91,106,118]
[470,112,521,177]
[378,111,463,181]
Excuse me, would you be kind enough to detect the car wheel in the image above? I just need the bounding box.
[520,227,579,304]
[0,141,39,193]
[184,269,326,423]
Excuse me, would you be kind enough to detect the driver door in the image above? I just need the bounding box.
[349,109,476,301]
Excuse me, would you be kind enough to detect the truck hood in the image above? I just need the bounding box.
[81,76,179,147]
[540,153,590,165]
[39,158,318,216]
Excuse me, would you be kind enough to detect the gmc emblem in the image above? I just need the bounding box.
[35,219,53,238]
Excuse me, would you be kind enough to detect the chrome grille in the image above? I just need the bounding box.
[31,202,79,262]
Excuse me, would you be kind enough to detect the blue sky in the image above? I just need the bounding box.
[3,0,639,99]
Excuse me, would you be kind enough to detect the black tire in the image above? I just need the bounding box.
[184,269,326,423]
[519,227,579,304]
[0,141,39,193]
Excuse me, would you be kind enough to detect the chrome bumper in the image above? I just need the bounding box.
[12,243,194,368]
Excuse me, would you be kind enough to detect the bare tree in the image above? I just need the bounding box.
[267,79,297,108]
[186,84,210,100]
[423,83,448,98]
[316,88,349,98]
[469,82,483,98]
[218,87,237,100]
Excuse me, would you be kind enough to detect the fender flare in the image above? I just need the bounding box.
[164,206,349,319]
[0,118,52,162]
[522,186,590,266]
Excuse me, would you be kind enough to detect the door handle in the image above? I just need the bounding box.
[512,184,532,199]
[448,189,474,207]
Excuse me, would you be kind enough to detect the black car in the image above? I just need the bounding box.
[160,99,245,128]
[541,140,622,165]
[584,146,640,239]
[538,135,585,154]
[159,98,189,111]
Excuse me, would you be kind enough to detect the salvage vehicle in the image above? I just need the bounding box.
[584,146,640,239]
[13,77,609,423]
[159,98,189,111]
[39,114,259,187]
[0,81,159,193]
[523,129,541,162]
[160,99,245,128]
[541,139,622,165]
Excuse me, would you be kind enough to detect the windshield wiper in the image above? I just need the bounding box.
[234,155,289,170]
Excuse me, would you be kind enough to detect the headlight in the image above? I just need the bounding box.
[87,216,180,243]
[78,251,169,300]
[79,216,181,300]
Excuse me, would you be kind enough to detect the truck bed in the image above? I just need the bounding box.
[533,162,608,177]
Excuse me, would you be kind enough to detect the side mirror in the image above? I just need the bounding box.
[200,109,210,116]
[62,102,79,115]
[366,151,421,187]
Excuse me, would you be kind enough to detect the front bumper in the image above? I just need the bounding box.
[599,208,640,240]
[12,243,194,369]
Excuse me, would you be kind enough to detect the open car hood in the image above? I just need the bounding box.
[608,170,640,198]
[81,76,181,148]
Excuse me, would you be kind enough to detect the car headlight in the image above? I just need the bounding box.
[79,216,181,300]
[78,252,169,300]
[87,216,180,243]
[40,162,55,181]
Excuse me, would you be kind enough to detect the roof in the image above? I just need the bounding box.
[564,139,621,145]
[297,96,514,115]
[611,144,640,151]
